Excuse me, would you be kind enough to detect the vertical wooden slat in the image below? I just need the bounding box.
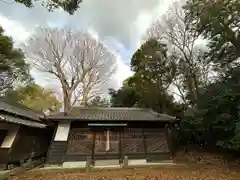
[0,148,9,170]
[63,121,72,161]
[165,124,173,158]
[142,128,147,159]
[47,124,58,162]
[91,130,96,165]
[119,129,122,163]
[8,126,21,163]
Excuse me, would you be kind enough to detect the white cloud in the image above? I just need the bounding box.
[111,57,134,89]
[0,15,31,43]
[0,0,175,95]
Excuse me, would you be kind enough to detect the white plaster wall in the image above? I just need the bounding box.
[1,127,19,148]
[54,122,70,141]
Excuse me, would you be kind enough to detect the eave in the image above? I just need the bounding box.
[0,114,47,128]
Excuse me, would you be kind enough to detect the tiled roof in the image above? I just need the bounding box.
[46,107,176,121]
[0,114,46,128]
[0,99,41,121]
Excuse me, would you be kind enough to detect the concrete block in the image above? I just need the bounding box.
[94,165,121,169]
[146,162,175,166]
[128,159,147,166]
[62,161,86,168]
[123,156,128,168]
[94,159,119,166]
[38,165,63,170]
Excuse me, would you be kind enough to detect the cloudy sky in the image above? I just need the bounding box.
[0,0,175,94]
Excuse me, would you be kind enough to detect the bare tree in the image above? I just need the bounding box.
[23,27,117,112]
[144,1,213,106]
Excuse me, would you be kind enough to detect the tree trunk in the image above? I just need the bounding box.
[81,93,88,107]
[81,85,91,107]
[192,73,200,107]
[63,91,72,114]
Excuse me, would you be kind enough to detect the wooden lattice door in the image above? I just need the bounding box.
[94,128,120,155]
[122,128,145,154]
[145,128,169,153]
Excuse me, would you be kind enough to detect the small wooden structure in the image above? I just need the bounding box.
[43,107,179,166]
[0,100,53,170]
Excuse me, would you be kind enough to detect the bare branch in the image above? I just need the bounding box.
[144,1,213,106]
[23,27,117,112]
[0,0,14,4]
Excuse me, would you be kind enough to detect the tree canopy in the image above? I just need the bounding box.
[11,0,82,14]
[109,39,183,117]
[23,27,116,112]
[4,83,61,113]
[109,0,240,152]
[88,96,110,107]
[0,26,32,93]
[184,0,240,67]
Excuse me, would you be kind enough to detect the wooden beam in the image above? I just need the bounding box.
[142,128,147,160]
[91,130,96,166]
[165,124,173,158]
[119,129,122,163]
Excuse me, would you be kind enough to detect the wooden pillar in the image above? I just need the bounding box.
[106,128,110,151]
[0,127,19,170]
[0,148,10,170]
[119,129,122,163]
[142,128,147,160]
[166,124,173,158]
[91,131,96,166]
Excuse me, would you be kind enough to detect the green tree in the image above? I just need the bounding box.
[0,26,32,93]
[145,2,213,106]
[5,83,61,113]
[131,39,176,90]
[5,0,82,14]
[108,78,140,108]
[88,96,110,107]
[130,39,177,113]
[109,39,183,116]
[179,66,240,150]
[184,0,240,67]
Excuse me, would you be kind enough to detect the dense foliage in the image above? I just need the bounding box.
[178,67,240,150]
[0,26,32,93]
[184,0,240,67]
[4,83,61,113]
[109,39,183,117]
[88,96,110,107]
[179,0,240,151]
[109,0,240,152]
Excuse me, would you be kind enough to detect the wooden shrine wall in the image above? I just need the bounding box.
[65,125,171,162]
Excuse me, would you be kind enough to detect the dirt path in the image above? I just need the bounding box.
[9,165,240,180]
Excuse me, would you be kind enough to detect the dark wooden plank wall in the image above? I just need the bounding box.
[0,130,12,170]
[8,126,53,164]
[0,130,7,145]
[61,121,172,164]
[47,123,69,165]
[47,141,68,164]
[0,148,9,170]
